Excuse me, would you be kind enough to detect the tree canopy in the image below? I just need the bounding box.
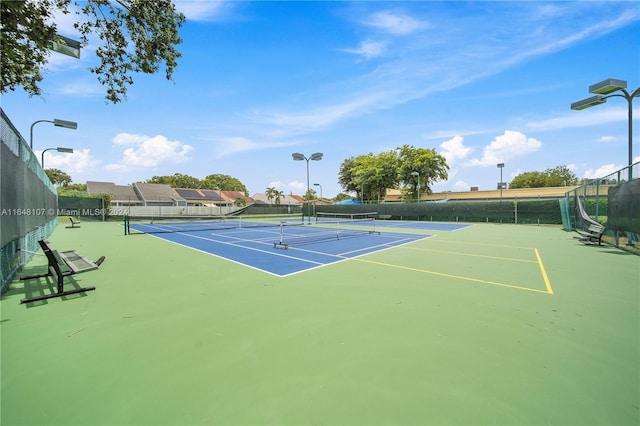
[45,168,72,186]
[338,145,449,201]
[509,165,578,189]
[1,0,185,103]
[145,173,248,195]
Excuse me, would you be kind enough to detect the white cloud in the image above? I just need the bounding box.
[583,163,625,179]
[39,148,99,175]
[527,107,633,132]
[597,136,616,143]
[288,181,306,192]
[468,130,542,167]
[207,136,299,159]
[341,40,386,60]
[175,1,230,22]
[439,135,473,164]
[108,133,193,169]
[453,180,470,191]
[112,133,150,145]
[364,11,429,35]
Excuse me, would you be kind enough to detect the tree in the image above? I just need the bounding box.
[202,174,248,195]
[396,145,449,197]
[545,165,578,187]
[509,165,578,189]
[338,151,400,202]
[338,145,449,200]
[1,0,185,103]
[45,168,72,186]
[265,187,276,204]
[61,183,87,192]
[147,173,200,188]
[274,190,284,205]
[333,193,352,202]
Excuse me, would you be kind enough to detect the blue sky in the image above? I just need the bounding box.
[3,1,639,198]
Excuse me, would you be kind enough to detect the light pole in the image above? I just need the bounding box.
[313,183,323,203]
[313,183,322,217]
[571,78,639,181]
[41,147,74,168]
[497,163,505,223]
[30,118,77,150]
[292,152,323,223]
[411,171,420,203]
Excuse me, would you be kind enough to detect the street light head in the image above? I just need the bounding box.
[292,153,305,161]
[571,95,606,110]
[497,163,504,168]
[56,147,74,153]
[310,152,323,161]
[53,119,78,130]
[313,183,320,186]
[411,171,419,177]
[589,78,627,95]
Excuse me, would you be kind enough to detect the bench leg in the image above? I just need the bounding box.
[20,286,96,304]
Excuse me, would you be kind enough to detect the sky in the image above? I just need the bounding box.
[3,1,640,198]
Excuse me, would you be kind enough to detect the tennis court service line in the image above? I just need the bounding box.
[353,257,553,295]
[179,231,328,266]
[534,248,554,294]
[400,246,537,264]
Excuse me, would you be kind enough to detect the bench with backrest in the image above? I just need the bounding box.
[65,217,81,228]
[574,196,606,246]
[19,239,105,304]
[576,222,606,245]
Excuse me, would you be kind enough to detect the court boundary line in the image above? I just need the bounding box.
[145,229,432,278]
[354,257,552,295]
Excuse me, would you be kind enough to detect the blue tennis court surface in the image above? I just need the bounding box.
[133,222,432,277]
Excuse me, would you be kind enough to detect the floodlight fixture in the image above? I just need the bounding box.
[292,152,324,222]
[571,78,639,180]
[571,95,606,111]
[41,146,74,168]
[53,119,78,129]
[30,118,78,149]
[589,78,627,95]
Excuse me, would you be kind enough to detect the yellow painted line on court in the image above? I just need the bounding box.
[354,257,552,295]
[427,239,534,251]
[534,248,554,294]
[401,246,537,263]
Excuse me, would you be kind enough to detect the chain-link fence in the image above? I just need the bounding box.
[1,108,58,293]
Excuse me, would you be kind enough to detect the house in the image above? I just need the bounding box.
[86,181,142,207]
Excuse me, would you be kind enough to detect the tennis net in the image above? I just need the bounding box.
[274,213,379,249]
[124,214,302,235]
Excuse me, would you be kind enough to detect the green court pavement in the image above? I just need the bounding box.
[1,220,638,425]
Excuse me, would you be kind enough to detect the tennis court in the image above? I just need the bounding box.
[1,218,638,425]
[125,214,449,277]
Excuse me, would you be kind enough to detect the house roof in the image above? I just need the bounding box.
[134,183,185,202]
[86,181,138,201]
[174,188,224,202]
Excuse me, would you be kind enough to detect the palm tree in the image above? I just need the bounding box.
[274,190,284,205]
[265,187,276,204]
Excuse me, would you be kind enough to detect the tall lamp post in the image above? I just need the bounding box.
[313,183,323,203]
[41,147,74,168]
[497,163,505,223]
[313,183,323,217]
[411,171,420,203]
[571,78,639,181]
[292,152,323,223]
[30,118,78,150]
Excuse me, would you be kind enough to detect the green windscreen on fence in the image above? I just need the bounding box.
[1,108,58,293]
